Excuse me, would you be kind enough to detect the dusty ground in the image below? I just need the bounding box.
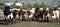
[0,21,60,27]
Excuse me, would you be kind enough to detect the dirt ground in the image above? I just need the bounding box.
[0,21,60,27]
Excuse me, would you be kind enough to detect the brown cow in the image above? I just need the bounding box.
[33,7,41,22]
[19,9,25,21]
[26,10,33,22]
[12,10,20,23]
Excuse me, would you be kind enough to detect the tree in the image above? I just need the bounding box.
[39,2,47,8]
[33,3,39,8]
[0,5,4,10]
[23,3,33,10]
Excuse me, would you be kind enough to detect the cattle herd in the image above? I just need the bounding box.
[3,6,60,24]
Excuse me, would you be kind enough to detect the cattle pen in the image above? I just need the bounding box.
[0,10,60,27]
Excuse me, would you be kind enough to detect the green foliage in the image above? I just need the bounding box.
[39,2,47,8]
[23,3,33,10]
[11,5,21,9]
[0,5,4,10]
[0,2,52,10]
[33,3,39,8]
[33,2,48,8]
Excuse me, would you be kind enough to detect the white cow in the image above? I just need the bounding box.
[24,8,35,19]
[52,10,59,19]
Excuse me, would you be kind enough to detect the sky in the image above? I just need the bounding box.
[0,0,60,6]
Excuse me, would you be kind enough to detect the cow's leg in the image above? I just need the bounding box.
[22,16,25,21]
[28,18,32,22]
[19,16,21,23]
[55,18,59,23]
[33,17,36,21]
[33,17,37,21]
[12,18,16,23]
[35,17,37,21]
[45,16,49,22]
[30,18,32,21]
[14,18,19,23]
[5,15,11,25]
[36,16,40,22]
[20,15,23,21]
[40,17,43,22]
[35,17,38,22]
[4,16,7,24]
[52,16,57,23]
[4,18,8,25]
[18,17,21,23]
[56,16,59,23]
[41,18,43,22]
[52,18,56,23]
[16,18,20,23]
[47,17,49,22]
